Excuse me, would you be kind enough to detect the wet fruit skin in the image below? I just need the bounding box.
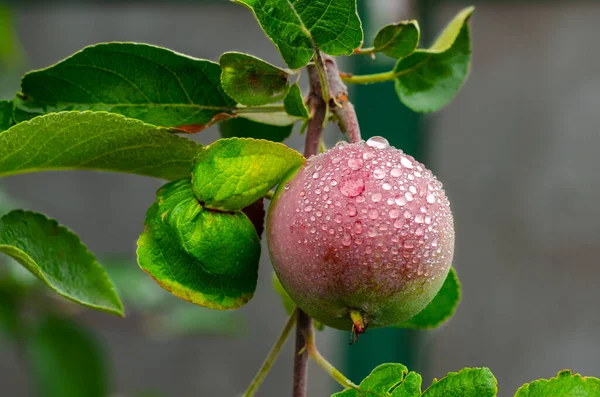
[267,137,454,331]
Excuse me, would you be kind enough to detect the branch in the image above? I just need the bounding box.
[319,55,361,143]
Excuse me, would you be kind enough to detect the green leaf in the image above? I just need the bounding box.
[220,117,293,142]
[396,267,460,329]
[284,83,309,118]
[0,210,124,316]
[0,111,202,181]
[372,21,420,59]
[391,372,422,397]
[0,100,14,132]
[333,363,421,397]
[15,42,236,127]
[394,6,474,112]
[422,367,497,397]
[234,0,363,69]
[137,179,261,310]
[514,370,600,397]
[28,316,108,397]
[220,52,291,106]
[191,137,305,211]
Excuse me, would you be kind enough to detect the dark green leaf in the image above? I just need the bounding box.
[0,111,202,181]
[373,21,420,59]
[0,100,14,132]
[220,52,291,106]
[332,363,421,397]
[514,370,600,397]
[28,316,108,397]
[15,42,236,126]
[191,137,304,211]
[220,117,293,142]
[137,179,261,309]
[234,0,363,69]
[394,6,474,112]
[396,267,460,329]
[422,367,497,397]
[284,83,309,118]
[0,210,124,316]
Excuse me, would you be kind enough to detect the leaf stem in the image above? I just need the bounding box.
[242,308,298,397]
[340,70,398,85]
[305,324,359,390]
[353,47,375,55]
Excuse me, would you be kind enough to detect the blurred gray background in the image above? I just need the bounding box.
[1,1,599,396]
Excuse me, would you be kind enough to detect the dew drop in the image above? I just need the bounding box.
[368,228,378,238]
[310,228,316,234]
[284,183,291,190]
[363,151,376,160]
[382,183,392,191]
[353,221,363,234]
[389,209,400,219]
[371,193,382,202]
[403,209,412,219]
[332,156,342,164]
[330,179,338,187]
[316,210,323,217]
[431,238,438,248]
[409,185,417,194]
[396,196,407,206]
[373,169,386,179]
[334,213,343,224]
[368,209,379,220]
[312,172,319,179]
[401,157,414,169]
[348,158,364,170]
[304,205,313,212]
[339,177,365,197]
[415,214,424,223]
[342,234,352,246]
[427,193,436,204]
[336,141,348,147]
[346,203,357,217]
[405,192,414,201]
[425,215,432,224]
[391,168,402,177]
[420,206,427,213]
[356,196,366,203]
[366,136,390,149]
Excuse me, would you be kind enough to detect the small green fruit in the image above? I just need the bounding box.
[267,137,454,333]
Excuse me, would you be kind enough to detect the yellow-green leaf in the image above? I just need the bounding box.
[191,137,305,211]
[137,179,261,310]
